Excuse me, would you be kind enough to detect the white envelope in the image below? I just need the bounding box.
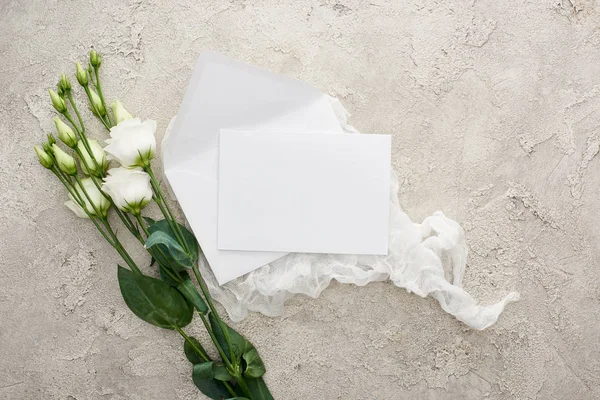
[163,52,343,285]
[217,130,391,255]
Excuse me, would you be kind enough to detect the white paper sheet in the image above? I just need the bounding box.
[217,130,391,255]
[163,52,343,284]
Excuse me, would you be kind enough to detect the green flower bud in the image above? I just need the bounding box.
[59,73,72,93]
[49,89,66,113]
[89,90,106,117]
[54,116,77,148]
[90,49,101,68]
[75,62,88,86]
[34,145,54,169]
[51,144,77,176]
[110,100,134,125]
[42,141,52,153]
[57,86,65,98]
[47,133,57,146]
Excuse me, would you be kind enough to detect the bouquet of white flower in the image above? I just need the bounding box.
[34,49,273,400]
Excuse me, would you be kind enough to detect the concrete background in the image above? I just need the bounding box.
[1,0,599,399]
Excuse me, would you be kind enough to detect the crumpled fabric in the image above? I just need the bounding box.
[163,98,519,330]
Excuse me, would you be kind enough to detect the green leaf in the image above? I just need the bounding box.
[143,216,158,226]
[149,246,179,275]
[213,363,233,381]
[144,219,200,275]
[158,264,189,287]
[208,313,266,378]
[208,313,236,358]
[145,230,194,269]
[117,266,193,329]
[192,362,232,400]
[177,279,208,314]
[184,336,209,365]
[242,348,266,378]
[146,218,200,260]
[143,222,191,285]
[245,377,273,400]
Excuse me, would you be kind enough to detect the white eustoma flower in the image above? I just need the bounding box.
[102,167,152,215]
[64,177,111,218]
[77,139,108,177]
[104,118,156,168]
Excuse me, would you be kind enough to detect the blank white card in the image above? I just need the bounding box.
[217,130,391,255]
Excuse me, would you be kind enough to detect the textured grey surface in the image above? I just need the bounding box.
[1,0,600,399]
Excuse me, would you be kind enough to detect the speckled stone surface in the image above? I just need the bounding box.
[1,1,600,399]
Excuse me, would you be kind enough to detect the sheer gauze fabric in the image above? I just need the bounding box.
[163,98,519,330]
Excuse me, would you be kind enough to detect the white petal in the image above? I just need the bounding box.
[64,200,89,219]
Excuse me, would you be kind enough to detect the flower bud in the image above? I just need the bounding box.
[110,100,133,125]
[49,89,66,113]
[47,133,57,146]
[90,49,101,68]
[54,116,77,148]
[51,144,77,176]
[77,139,108,177]
[42,141,52,153]
[89,90,106,117]
[65,178,111,218]
[57,86,65,98]
[75,62,88,86]
[59,74,72,93]
[34,145,54,169]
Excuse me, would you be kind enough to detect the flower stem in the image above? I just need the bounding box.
[175,326,210,362]
[174,328,240,397]
[145,167,189,253]
[51,168,115,247]
[135,214,150,236]
[132,215,233,370]
[74,175,102,217]
[74,176,140,274]
[135,214,186,285]
[115,208,143,243]
[192,264,238,371]
[197,312,236,372]
[102,219,141,274]
[54,170,138,276]
[63,111,84,137]
[72,145,142,242]
[66,92,85,133]
[63,98,143,243]
[141,173,241,375]
[83,85,111,130]
[94,67,113,127]
[235,374,254,400]
[144,171,241,378]
[222,379,238,398]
